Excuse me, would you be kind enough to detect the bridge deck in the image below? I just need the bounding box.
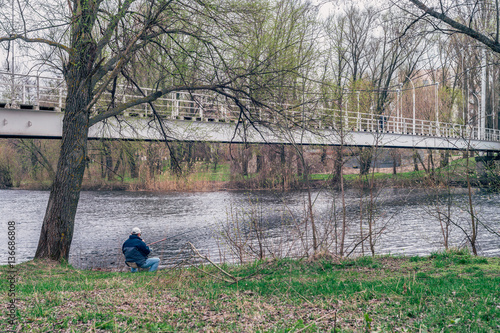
[2,71,500,151]
[1,108,499,152]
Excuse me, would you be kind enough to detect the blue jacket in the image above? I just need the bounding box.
[122,234,151,267]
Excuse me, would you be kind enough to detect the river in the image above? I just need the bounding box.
[1,188,499,269]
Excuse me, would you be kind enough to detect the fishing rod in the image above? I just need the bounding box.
[147,227,208,247]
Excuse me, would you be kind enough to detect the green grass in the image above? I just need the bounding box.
[309,173,333,181]
[342,171,423,184]
[1,252,499,332]
[189,163,231,182]
[307,170,427,183]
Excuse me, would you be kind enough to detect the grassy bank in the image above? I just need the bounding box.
[1,251,500,332]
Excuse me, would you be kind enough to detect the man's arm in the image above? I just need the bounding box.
[137,241,151,256]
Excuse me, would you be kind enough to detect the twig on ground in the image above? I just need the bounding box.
[188,242,238,283]
[189,263,235,283]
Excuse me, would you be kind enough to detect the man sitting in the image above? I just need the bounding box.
[122,227,160,272]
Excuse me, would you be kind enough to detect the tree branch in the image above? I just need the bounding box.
[188,242,238,282]
[88,84,225,126]
[408,0,500,54]
[0,35,70,53]
[95,0,135,57]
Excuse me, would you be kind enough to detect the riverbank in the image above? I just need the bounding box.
[13,159,497,192]
[1,250,499,332]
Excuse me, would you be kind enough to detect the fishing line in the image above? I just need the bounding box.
[147,221,220,247]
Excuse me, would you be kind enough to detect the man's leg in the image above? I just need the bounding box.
[141,258,160,272]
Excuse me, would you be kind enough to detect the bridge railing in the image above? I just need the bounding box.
[2,71,500,143]
[0,72,244,120]
[485,128,500,142]
[0,72,66,110]
[97,89,241,121]
[311,107,463,137]
[310,106,500,142]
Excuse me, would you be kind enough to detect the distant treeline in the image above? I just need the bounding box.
[0,138,498,191]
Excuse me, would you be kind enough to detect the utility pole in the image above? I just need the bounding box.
[406,76,416,135]
[11,0,15,75]
[481,48,487,140]
[10,0,15,106]
[435,81,439,135]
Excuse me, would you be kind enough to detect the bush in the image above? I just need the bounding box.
[0,163,12,188]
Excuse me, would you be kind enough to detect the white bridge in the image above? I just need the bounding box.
[1,72,500,152]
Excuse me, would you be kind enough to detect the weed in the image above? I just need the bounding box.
[409,255,427,262]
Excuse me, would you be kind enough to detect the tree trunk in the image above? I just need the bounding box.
[280,145,286,191]
[359,147,373,175]
[440,151,449,168]
[332,146,343,184]
[413,150,419,172]
[296,148,303,179]
[34,19,96,261]
[125,144,138,178]
[320,146,327,167]
[428,150,434,172]
[147,142,157,179]
[256,151,263,173]
[390,149,399,175]
[112,148,123,178]
[30,141,39,180]
[186,142,194,169]
[428,149,435,179]
[212,145,219,172]
[241,146,250,177]
[169,142,181,174]
[100,148,105,178]
[35,76,93,261]
[339,152,346,257]
[300,155,318,254]
[104,141,113,181]
[466,152,478,255]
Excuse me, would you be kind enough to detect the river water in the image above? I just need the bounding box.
[0,188,499,269]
